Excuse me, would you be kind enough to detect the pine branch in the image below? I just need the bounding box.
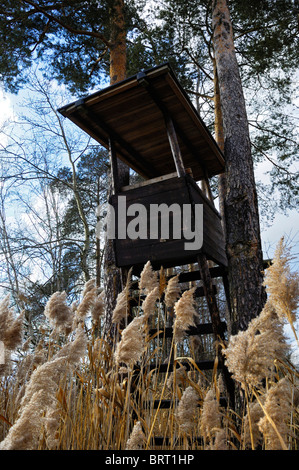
[19,0,112,48]
[185,89,214,100]
[249,121,298,146]
[251,141,296,177]
[183,47,214,81]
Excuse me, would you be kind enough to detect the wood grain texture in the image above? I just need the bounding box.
[110,176,227,268]
[58,64,225,182]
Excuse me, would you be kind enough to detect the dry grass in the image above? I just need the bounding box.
[0,238,298,450]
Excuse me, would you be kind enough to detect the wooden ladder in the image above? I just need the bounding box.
[125,255,236,448]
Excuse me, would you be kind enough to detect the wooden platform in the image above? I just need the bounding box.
[58,63,224,182]
[110,174,227,269]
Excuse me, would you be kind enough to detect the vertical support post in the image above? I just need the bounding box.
[197,253,223,339]
[197,252,235,408]
[108,137,120,195]
[203,168,215,205]
[164,114,186,178]
[200,167,215,206]
[137,75,185,178]
[108,136,129,290]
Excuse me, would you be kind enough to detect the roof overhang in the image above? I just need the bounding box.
[58,63,225,181]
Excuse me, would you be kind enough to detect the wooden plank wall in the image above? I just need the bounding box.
[110,176,227,269]
[186,176,227,267]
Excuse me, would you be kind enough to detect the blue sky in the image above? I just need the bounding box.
[1,76,298,361]
[1,79,298,266]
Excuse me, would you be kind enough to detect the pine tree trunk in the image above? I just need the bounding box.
[103,0,130,338]
[109,0,127,85]
[213,60,226,238]
[212,0,266,332]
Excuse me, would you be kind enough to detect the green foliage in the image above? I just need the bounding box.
[0,0,142,94]
[231,0,298,74]
[139,0,299,216]
[0,0,298,297]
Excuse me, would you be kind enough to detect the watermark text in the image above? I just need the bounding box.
[97,196,203,251]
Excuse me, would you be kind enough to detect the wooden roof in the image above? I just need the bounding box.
[58,63,225,181]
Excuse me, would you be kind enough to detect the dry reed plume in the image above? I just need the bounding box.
[0,295,23,376]
[73,279,105,329]
[258,377,293,450]
[242,400,264,449]
[0,328,86,450]
[114,315,146,367]
[0,239,298,450]
[223,301,288,389]
[264,238,299,346]
[176,385,200,434]
[139,261,159,294]
[142,286,160,320]
[200,388,222,445]
[112,268,132,325]
[44,291,74,335]
[126,421,146,450]
[165,274,181,309]
[173,287,198,343]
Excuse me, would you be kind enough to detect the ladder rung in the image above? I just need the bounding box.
[146,360,218,373]
[152,436,203,446]
[194,284,217,297]
[175,259,271,284]
[178,265,225,283]
[149,399,178,409]
[263,259,272,268]
[144,397,227,410]
[149,321,226,338]
[129,284,217,305]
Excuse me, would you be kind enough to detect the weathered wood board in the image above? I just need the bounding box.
[110,175,227,269]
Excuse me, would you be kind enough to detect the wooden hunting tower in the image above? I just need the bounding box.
[58,63,227,272]
[59,63,235,407]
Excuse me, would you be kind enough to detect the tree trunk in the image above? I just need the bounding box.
[109,0,127,85]
[103,0,130,338]
[213,60,226,238]
[212,0,266,333]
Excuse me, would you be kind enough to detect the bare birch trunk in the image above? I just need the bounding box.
[212,0,266,332]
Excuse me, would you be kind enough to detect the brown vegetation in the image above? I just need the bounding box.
[0,239,298,450]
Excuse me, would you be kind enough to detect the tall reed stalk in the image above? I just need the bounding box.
[0,240,298,450]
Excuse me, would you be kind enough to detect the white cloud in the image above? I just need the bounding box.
[0,90,14,123]
[0,90,15,147]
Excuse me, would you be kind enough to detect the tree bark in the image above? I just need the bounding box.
[103,0,130,338]
[212,0,266,333]
[213,59,226,238]
[109,0,127,85]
